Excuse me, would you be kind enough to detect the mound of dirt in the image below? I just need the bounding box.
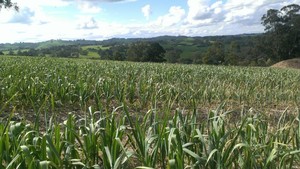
[271,58,300,69]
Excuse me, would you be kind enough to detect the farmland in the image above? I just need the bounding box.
[1,55,300,168]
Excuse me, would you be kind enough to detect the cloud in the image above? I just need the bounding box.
[3,0,63,25]
[220,0,298,27]
[2,0,300,43]
[184,0,300,35]
[63,0,135,13]
[16,0,71,7]
[98,0,134,2]
[223,0,264,24]
[154,6,185,27]
[186,0,226,26]
[187,0,212,20]
[78,17,98,29]
[61,0,135,3]
[141,4,151,20]
[9,7,35,24]
[77,1,102,13]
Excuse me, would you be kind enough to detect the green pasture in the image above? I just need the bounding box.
[80,45,109,59]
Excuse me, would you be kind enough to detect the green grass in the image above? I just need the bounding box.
[81,45,109,50]
[0,55,300,168]
[80,45,109,59]
[79,52,99,59]
[1,51,9,55]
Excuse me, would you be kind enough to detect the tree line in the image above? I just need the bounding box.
[94,39,269,66]
[98,42,165,62]
[260,4,300,61]
[5,45,82,58]
[97,3,300,66]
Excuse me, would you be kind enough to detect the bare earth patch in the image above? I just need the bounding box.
[271,58,300,69]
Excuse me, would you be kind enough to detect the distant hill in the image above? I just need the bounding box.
[0,42,38,50]
[95,34,260,58]
[0,34,260,51]
[0,34,264,66]
[0,39,100,50]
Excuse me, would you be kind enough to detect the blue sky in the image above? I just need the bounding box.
[0,0,299,43]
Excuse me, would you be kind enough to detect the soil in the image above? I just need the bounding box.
[271,58,300,69]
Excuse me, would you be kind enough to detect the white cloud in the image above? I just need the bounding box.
[77,16,98,29]
[8,7,35,24]
[186,0,225,26]
[0,4,49,25]
[61,0,136,3]
[1,0,300,43]
[154,6,185,27]
[16,0,71,7]
[183,0,300,36]
[211,1,222,14]
[141,4,151,20]
[187,0,211,21]
[77,1,102,13]
[223,0,264,24]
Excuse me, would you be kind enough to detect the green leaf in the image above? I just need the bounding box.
[183,148,206,164]
[266,148,278,166]
[39,161,50,169]
[6,154,20,169]
[135,167,155,169]
[105,146,113,168]
[206,149,218,166]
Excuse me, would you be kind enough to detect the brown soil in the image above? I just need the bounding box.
[271,58,300,69]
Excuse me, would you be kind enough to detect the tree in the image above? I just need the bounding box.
[261,4,300,60]
[16,49,23,56]
[142,42,166,62]
[100,49,113,60]
[127,42,166,62]
[80,49,88,56]
[225,41,240,65]
[165,48,182,63]
[8,49,14,55]
[191,52,204,64]
[127,42,143,62]
[0,0,18,11]
[202,41,225,65]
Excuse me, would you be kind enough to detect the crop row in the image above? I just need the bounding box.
[1,56,300,168]
[1,105,300,168]
[0,56,299,113]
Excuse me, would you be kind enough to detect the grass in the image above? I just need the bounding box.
[81,45,109,50]
[0,55,300,168]
[80,45,109,59]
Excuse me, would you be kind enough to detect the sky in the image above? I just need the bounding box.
[0,0,299,43]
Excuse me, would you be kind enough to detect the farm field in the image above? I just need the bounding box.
[1,55,300,168]
[80,45,110,59]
